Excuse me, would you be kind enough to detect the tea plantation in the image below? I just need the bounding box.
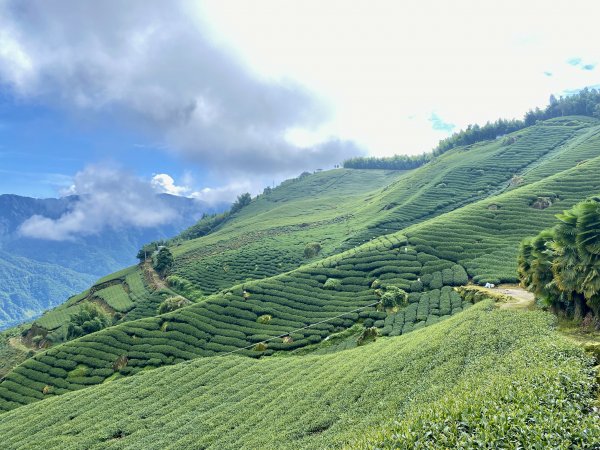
[0,302,597,449]
[2,121,600,411]
[1,115,600,447]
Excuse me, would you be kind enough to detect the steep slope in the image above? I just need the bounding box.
[2,137,600,411]
[9,169,404,344]
[0,194,222,329]
[341,116,598,248]
[0,303,597,449]
[168,116,600,298]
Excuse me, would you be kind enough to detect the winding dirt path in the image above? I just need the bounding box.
[494,285,535,310]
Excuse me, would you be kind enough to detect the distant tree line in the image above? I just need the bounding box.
[343,153,431,170]
[344,88,600,170]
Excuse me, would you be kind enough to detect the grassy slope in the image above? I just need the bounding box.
[0,302,597,449]
[12,116,597,341]
[0,169,403,380]
[171,118,595,295]
[2,120,600,411]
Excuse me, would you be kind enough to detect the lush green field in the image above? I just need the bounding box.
[0,302,597,449]
[2,117,600,412]
[13,116,600,344]
[1,115,600,450]
[2,141,600,411]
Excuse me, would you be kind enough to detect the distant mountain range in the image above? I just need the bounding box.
[0,193,226,329]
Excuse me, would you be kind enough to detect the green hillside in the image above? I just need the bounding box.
[15,116,600,348]
[1,115,600,447]
[2,117,600,413]
[0,302,597,449]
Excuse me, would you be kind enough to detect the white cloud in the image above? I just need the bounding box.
[151,174,190,196]
[2,0,600,181]
[201,0,600,155]
[190,180,258,204]
[19,165,177,240]
[0,0,359,177]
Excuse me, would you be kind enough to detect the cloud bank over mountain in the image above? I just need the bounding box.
[19,165,178,240]
[0,0,360,179]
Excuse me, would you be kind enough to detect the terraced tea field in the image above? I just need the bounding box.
[0,303,597,449]
[2,142,600,411]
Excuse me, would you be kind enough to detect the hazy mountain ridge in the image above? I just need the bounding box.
[0,193,226,329]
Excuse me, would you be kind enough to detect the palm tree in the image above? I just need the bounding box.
[518,197,600,320]
[575,198,600,315]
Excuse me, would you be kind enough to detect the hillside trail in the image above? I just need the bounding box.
[142,261,168,291]
[480,284,535,310]
[8,337,30,352]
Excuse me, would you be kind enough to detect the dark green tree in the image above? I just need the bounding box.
[231,193,252,214]
[154,247,174,275]
[67,303,111,339]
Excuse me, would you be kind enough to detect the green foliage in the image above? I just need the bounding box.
[157,296,192,315]
[519,196,600,320]
[433,88,600,155]
[323,278,341,290]
[303,242,322,258]
[356,326,378,346]
[231,193,252,214]
[175,212,231,241]
[5,138,600,411]
[344,153,430,170]
[95,285,134,312]
[380,286,408,308]
[153,248,174,275]
[5,116,600,421]
[257,314,272,324]
[66,304,111,340]
[165,275,203,301]
[0,304,598,449]
[354,307,600,449]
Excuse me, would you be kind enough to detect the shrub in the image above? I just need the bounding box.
[157,296,192,314]
[67,304,111,340]
[452,264,469,285]
[231,193,252,214]
[429,272,443,289]
[257,315,272,324]
[381,286,408,308]
[166,275,203,301]
[304,242,322,259]
[153,247,174,275]
[442,268,454,285]
[323,278,341,290]
[253,342,268,352]
[409,280,423,292]
[357,327,378,346]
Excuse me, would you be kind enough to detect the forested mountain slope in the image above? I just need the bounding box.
[0,194,223,329]
[1,117,600,413]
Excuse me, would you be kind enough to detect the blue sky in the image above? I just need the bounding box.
[1,0,600,201]
[0,93,190,197]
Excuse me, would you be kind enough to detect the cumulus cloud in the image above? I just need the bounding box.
[19,165,177,240]
[151,174,190,196]
[190,180,259,204]
[0,0,360,177]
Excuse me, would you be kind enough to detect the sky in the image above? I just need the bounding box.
[1,0,600,205]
